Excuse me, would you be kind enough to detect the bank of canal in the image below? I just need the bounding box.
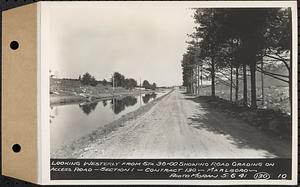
[50,90,171,152]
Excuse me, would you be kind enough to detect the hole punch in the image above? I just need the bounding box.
[12,144,21,153]
[10,41,19,50]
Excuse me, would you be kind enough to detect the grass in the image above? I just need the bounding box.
[199,83,290,114]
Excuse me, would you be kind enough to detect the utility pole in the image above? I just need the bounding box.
[140,77,141,88]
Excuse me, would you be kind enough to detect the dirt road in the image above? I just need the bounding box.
[72,88,291,158]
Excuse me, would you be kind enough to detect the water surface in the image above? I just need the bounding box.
[50,91,166,152]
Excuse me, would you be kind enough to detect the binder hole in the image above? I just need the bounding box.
[10,41,19,50]
[12,144,21,153]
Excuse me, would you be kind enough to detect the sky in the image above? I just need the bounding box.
[45,2,195,87]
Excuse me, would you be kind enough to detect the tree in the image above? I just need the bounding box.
[111,72,139,89]
[81,72,92,85]
[189,8,287,109]
[151,83,157,90]
[263,8,292,111]
[192,9,229,97]
[80,72,98,86]
[142,80,151,89]
[181,48,196,94]
[102,79,107,86]
[90,76,98,86]
[124,78,138,90]
[112,72,125,87]
[219,8,281,109]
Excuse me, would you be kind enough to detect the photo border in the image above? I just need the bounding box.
[38,1,298,185]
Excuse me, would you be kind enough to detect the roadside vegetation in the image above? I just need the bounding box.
[181,8,292,139]
[181,8,292,112]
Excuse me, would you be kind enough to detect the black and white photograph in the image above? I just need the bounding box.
[41,1,297,184]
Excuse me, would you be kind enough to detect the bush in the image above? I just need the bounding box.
[80,72,98,87]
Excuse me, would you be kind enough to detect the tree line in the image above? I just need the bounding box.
[181,8,292,110]
[78,72,157,90]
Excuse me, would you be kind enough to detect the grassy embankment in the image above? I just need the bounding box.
[187,66,292,141]
[189,71,291,141]
[191,95,292,142]
[200,84,289,113]
[198,68,290,113]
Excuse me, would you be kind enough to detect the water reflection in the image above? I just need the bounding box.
[63,93,160,117]
[142,92,157,104]
[102,100,107,107]
[77,96,138,115]
[50,91,168,152]
[79,102,98,115]
[111,96,137,114]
